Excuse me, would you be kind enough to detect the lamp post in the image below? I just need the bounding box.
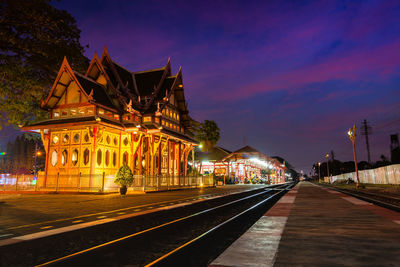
[348,124,360,188]
[318,162,321,183]
[325,153,330,181]
[33,142,41,177]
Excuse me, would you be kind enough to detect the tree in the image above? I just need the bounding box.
[114,164,134,187]
[195,120,220,152]
[0,0,89,128]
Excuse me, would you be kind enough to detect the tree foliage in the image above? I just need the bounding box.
[195,120,220,152]
[0,0,89,128]
[114,164,134,186]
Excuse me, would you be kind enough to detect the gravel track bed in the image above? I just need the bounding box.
[341,188,400,207]
[55,188,285,266]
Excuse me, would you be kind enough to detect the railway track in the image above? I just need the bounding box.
[35,183,294,266]
[322,184,400,212]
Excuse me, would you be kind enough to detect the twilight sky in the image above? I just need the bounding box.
[2,0,400,173]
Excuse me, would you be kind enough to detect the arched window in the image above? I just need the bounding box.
[123,152,129,165]
[123,137,129,146]
[61,150,68,166]
[63,134,69,143]
[51,150,57,166]
[97,149,102,165]
[113,137,118,146]
[73,133,80,143]
[112,151,117,167]
[52,135,59,144]
[83,148,90,165]
[84,133,89,142]
[105,150,110,166]
[72,149,79,166]
[106,135,111,144]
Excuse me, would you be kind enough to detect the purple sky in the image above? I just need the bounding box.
[2,0,400,173]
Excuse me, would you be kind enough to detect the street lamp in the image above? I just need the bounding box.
[325,153,330,180]
[348,124,360,188]
[318,162,321,183]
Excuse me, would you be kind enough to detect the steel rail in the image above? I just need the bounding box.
[36,184,290,266]
[145,184,292,266]
[321,184,400,212]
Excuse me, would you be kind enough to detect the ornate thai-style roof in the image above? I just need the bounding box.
[222,145,285,169]
[73,71,116,109]
[196,146,232,162]
[38,46,193,136]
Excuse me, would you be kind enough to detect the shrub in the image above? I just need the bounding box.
[114,164,134,187]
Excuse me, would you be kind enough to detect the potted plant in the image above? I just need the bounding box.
[114,164,134,195]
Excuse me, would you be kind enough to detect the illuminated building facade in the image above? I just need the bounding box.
[22,47,198,190]
[196,146,287,184]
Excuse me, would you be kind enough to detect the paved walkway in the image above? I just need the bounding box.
[211,182,400,266]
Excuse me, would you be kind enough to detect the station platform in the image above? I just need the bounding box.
[211,182,400,266]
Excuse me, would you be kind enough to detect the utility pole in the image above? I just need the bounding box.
[360,119,372,163]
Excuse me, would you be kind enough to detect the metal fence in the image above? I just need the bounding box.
[0,173,214,193]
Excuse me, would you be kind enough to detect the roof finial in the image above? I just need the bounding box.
[88,89,94,101]
[126,99,133,113]
[155,102,162,117]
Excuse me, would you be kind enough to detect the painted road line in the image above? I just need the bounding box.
[97,216,107,219]
[133,209,142,212]
[5,194,221,231]
[11,218,116,241]
[72,220,83,223]
[117,212,126,215]
[40,226,53,230]
[0,234,13,238]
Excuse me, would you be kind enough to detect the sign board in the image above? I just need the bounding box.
[214,168,226,176]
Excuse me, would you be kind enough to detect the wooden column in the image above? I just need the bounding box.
[43,133,50,187]
[150,136,154,176]
[130,133,135,172]
[172,141,175,185]
[146,137,150,177]
[138,138,142,175]
[89,127,98,189]
[167,141,170,176]
[158,140,162,175]
[118,132,122,168]
[178,142,181,185]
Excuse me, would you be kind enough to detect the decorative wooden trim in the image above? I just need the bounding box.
[42,57,92,109]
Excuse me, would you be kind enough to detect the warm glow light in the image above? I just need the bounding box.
[318,162,321,166]
[36,151,42,156]
[178,84,183,88]
[199,144,203,149]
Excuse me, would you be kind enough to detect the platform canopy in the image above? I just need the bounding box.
[222,145,285,169]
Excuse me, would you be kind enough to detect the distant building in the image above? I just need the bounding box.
[195,145,286,184]
[22,47,198,190]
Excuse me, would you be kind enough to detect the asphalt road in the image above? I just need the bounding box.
[0,185,265,240]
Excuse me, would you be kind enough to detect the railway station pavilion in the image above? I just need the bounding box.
[195,145,287,184]
[22,47,203,192]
